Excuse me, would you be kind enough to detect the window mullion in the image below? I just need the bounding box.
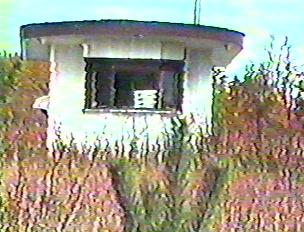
[91,72,97,108]
[109,70,116,108]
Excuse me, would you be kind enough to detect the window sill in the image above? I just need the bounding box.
[82,108,181,116]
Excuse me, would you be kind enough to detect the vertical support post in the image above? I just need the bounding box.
[81,43,90,57]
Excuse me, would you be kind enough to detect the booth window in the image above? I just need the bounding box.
[84,58,184,112]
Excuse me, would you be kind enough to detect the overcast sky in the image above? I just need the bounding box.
[1,0,303,76]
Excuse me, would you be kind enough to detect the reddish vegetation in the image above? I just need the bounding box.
[3,151,125,231]
[207,69,304,231]
[1,55,304,231]
[1,59,126,231]
[220,172,304,231]
[2,60,50,155]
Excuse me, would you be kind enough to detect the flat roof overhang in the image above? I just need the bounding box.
[21,20,244,48]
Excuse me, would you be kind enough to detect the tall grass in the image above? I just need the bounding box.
[1,38,304,231]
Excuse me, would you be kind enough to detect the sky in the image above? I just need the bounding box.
[1,0,304,77]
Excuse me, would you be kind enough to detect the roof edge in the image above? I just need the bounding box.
[20,19,245,37]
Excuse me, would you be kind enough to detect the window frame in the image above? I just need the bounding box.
[83,58,185,114]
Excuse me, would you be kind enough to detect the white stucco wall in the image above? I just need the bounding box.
[29,35,226,155]
[88,37,163,59]
[22,38,49,61]
[184,49,214,126]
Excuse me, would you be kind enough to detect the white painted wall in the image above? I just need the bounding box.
[22,38,49,61]
[28,35,231,155]
[88,38,162,59]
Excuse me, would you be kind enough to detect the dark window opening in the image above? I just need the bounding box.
[84,58,184,112]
